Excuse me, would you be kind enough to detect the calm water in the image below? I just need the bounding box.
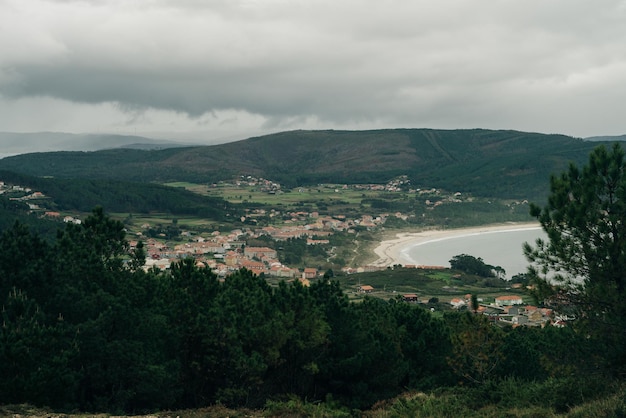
[399,227,545,279]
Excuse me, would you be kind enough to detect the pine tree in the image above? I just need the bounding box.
[524,143,626,374]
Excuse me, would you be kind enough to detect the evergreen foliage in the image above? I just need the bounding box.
[449,254,497,277]
[0,209,452,412]
[525,143,626,375]
[446,312,504,384]
[0,206,619,414]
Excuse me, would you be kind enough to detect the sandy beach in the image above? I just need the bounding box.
[370,222,541,268]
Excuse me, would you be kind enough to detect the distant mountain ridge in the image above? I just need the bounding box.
[0,128,612,201]
[585,134,626,142]
[0,132,191,158]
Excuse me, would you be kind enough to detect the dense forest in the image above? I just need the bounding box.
[0,208,621,415]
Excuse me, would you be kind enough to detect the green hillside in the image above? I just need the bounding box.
[0,128,602,200]
[0,170,239,221]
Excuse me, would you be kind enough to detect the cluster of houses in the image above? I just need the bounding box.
[0,181,83,224]
[446,294,565,327]
[0,181,46,210]
[138,209,390,279]
[0,181,28,195]
[0,177,395,280]
[227,175,282,194]
[325,176,412,193]
[354,283,567,328]
[227,174,457,199]
[140,237,320,282]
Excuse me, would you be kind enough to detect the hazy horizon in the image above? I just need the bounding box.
[2,127,625,160]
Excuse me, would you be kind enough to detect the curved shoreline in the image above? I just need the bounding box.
[370,222,541,268]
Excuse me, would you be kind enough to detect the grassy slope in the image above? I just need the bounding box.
[4,382,625,417]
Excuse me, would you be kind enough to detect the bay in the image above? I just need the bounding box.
[398,227,545,279]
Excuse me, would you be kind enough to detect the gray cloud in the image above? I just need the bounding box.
[1,0,626,139]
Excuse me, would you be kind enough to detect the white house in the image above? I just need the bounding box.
[495,295,523,306]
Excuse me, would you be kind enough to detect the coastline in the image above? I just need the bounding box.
[369,222,541,268]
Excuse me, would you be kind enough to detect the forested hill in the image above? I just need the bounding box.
[0,170,239,221]
[0,128,602,200]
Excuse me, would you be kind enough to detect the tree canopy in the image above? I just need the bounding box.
[524,143,626,374]
[0,205,618,414]
[0,208,454,412]
[449,254,497,277]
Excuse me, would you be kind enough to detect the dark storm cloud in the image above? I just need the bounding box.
[1,0,626,137]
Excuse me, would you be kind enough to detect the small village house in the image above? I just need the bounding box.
[450,298,466,308]
[403,294,418,302]
[303,267,318,279]
[495,295,523,306]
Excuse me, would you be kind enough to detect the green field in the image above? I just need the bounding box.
[165,181,403,208]
[334,267,528,304]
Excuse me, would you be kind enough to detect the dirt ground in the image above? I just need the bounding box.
[0,405,261,418]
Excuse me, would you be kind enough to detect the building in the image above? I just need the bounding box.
[495,295,523,306]
[358,285,374,293]
[243,246,277,259]
[303,268,318,279]
[403,294,418,302]
[450,298,466,308]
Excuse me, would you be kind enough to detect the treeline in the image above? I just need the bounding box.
[0,209,615,414]
[0,170,239,219]
[0,195,61,239]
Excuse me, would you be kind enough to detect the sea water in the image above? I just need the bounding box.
[399,227,545,279]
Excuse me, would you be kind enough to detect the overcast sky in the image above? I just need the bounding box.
[1,0,626,143]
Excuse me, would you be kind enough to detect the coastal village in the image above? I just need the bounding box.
[0,177,394,279]
[0,177,559,328]
[138,210,384,279]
